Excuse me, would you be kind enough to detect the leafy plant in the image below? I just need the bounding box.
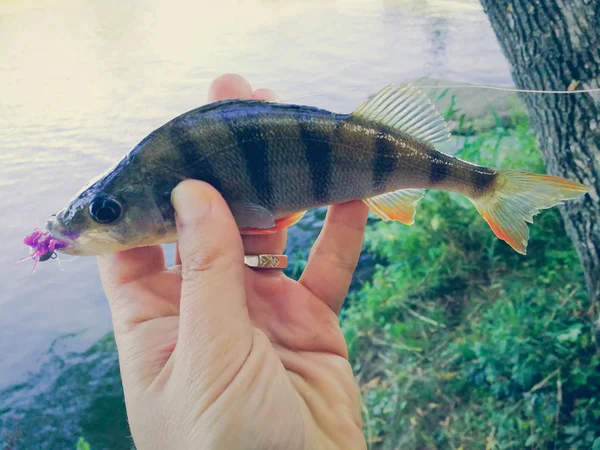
[76,437,91,450]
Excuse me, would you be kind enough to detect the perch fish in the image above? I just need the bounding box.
[20,85,590,270]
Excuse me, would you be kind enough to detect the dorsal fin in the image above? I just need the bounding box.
[352,85,451,145]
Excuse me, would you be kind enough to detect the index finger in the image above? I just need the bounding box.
[99,245,166,288]
[97,245,172,335]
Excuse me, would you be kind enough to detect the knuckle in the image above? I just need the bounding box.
[181,244,233,281]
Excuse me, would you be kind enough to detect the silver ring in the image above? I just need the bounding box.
[244,254,288,269]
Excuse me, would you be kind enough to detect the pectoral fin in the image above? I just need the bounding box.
[240,210,307,235]
[230,202,276,229]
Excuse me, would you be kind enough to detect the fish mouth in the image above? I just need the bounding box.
[44,216,81,254]
[45,217,73,241]
[48,229,77,247]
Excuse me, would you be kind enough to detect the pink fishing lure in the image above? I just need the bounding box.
[17,229,68,273]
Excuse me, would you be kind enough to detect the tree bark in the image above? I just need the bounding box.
[480,0,600,335]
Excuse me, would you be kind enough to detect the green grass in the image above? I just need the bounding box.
[341,104,600,449]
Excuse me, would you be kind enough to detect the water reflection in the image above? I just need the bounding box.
[425,15,450,73]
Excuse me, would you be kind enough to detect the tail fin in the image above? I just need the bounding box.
[470,170,590,254]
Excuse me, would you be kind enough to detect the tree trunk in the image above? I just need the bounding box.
[480,0,600,336]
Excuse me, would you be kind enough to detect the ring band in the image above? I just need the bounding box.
[244,254,288,269]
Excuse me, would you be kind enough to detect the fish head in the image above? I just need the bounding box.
[45,163,174,256]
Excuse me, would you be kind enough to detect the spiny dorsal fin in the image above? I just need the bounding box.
[362,188,426,225]
[353,85,451,145]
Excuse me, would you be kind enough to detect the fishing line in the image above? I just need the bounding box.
[288,83,600,101]
[415,85,600,94]
[56,255,79,271]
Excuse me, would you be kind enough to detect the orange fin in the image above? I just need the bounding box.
[363,189,426,225]
[470,170,590,254]
[240,211,307,235]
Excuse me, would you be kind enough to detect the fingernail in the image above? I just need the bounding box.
[171,181,212,223]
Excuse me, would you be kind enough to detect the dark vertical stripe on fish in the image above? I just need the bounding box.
[372,132,397,191]
[144,125,223,224]
[151,176,179,226]
[429,157,450,185]
[470,167,497,197]
[170,125,222,192]
[232,121,273,207]
[299,118,332,203]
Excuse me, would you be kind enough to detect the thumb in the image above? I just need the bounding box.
[172,180,253,360]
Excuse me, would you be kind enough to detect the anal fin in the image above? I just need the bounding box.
[240,210,307,235]
[363,189,425,225]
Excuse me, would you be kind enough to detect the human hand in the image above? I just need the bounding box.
[98,74,370,450]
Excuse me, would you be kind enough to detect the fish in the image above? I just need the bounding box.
[20,85,590,269]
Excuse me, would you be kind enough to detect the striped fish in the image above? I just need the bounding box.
[35,85,589,259]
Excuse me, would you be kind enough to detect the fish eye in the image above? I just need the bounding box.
[89,195,122,224]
